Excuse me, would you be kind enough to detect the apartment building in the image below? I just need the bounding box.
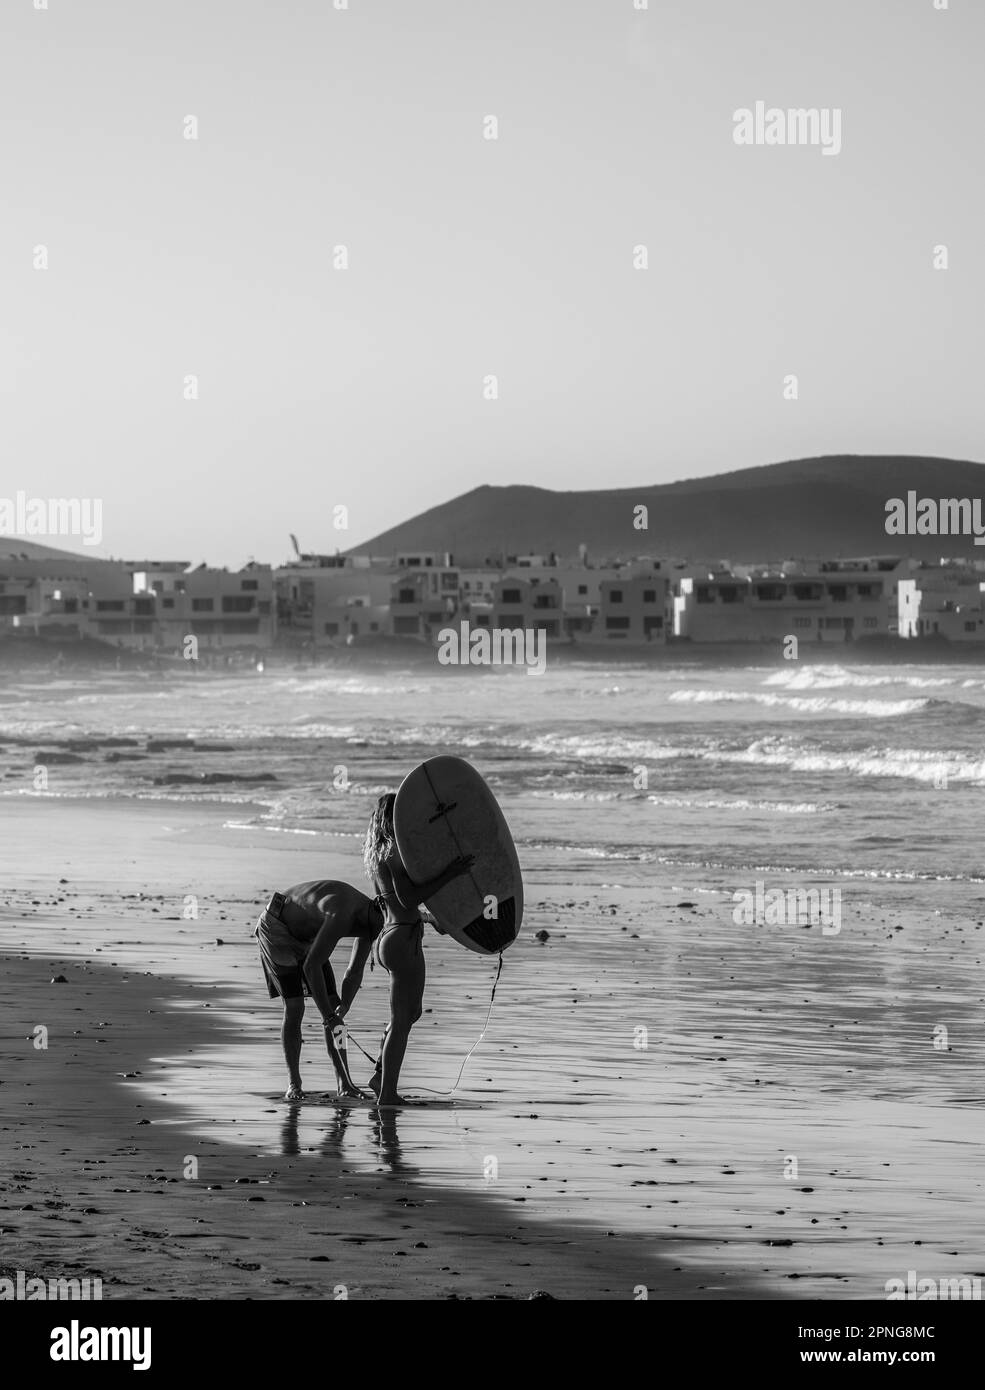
[390,566,459,638]
[678,557,919,643]
[912,563,985,641]
[501,563,621,637]
[131,562,275,651]
[492,576,563,638]
[590,570,671,643]
[275,564,393,645]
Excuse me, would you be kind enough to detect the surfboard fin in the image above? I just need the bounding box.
[462,897,517,953]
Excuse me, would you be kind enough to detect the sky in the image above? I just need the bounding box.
[2,0,983,566]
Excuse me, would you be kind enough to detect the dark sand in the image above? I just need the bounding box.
[1,956,767,1300]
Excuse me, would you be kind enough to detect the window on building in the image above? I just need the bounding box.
[222,596,255,613]
[696,586,714,604]
[965,621,977,632]
[864,617,879,628]
[643,589,657,603]
[134,598,154,616]
[397,589,415,604]
[241,579,259,591]
[609,590,623,603]
[162,598,174,609]
[192,598,214,611]
[755,584,786,602]
[793,585,822,601]
[794,617,813,629]
[606,616,630,630]
[96,600,126,611]
[577,585,587,595]
[501,588,522,604]
[324,622,339,635]
[719,586,743,604]
[643,615,663,634]
[827,585,848,602]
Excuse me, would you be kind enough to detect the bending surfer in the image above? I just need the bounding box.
[363,793,473,1107]
[254,880,384,1101]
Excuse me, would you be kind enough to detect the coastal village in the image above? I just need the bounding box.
[2,539,985,658]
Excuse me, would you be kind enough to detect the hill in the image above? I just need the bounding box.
[349,455,985,564]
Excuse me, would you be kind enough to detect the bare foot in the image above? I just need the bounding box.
[336,1084,371,1100]
[375,1093,413,1108]
[285,1082,304,1102]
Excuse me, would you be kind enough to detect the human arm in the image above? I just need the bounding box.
[420,907,446,935]
[383,848,474,911]
[338,934,373,1017]
[302,920,344,1024]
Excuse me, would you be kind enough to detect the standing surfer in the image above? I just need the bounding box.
[363,793,473,1106]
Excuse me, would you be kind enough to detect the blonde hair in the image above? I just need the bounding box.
[363,793,397,880]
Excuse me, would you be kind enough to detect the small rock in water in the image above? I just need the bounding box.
[51,975,68,984]
[534,930,550,943]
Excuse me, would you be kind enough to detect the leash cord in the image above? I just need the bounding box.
[344,952,504,1098]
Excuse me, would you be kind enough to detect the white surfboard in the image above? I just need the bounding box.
[393,756,523,955]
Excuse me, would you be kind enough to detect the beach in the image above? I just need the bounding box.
[2,766,982,1300]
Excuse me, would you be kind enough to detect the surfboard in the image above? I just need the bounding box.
[393,756,523,955]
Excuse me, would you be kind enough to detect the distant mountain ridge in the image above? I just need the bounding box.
[349,455,985,564]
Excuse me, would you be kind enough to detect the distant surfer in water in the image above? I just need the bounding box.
[254,881,383,1101]
[363,793,474,1107]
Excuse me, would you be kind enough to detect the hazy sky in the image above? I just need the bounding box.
[2,0,982,566]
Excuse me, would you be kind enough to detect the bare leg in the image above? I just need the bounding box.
[367,1024,390,1096]
[376,929,425,1106]
[282,996,305,1100]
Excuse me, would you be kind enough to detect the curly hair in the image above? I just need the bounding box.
[363,792,397,880]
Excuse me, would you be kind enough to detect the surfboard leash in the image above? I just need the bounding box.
[416,950,504,1097]
[343,951,505,1098]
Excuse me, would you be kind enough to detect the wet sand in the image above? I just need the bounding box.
[2,798,983,1299]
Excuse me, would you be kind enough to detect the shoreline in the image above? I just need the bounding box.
[3,797,983,1303]
[0,953,768,1301]
[3,632,984,677]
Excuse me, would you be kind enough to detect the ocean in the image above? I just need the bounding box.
[4,658,985,914]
